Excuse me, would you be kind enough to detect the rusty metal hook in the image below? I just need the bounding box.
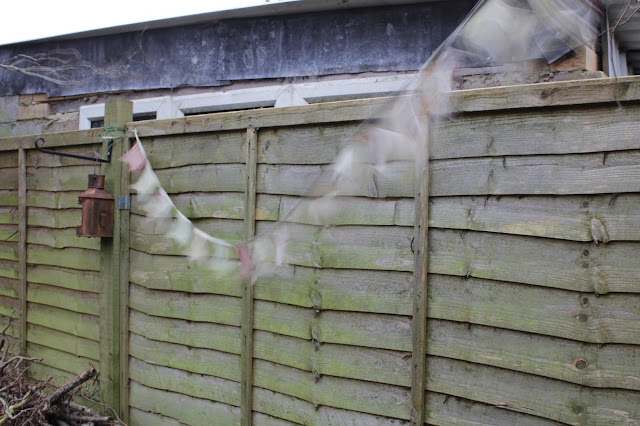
[34,137,113,163]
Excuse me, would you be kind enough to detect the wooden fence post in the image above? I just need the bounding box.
[241,127,258,426]
[410,119,431,426]
[99,99,133,418]
[18,148,27,354]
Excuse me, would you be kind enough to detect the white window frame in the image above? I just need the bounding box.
[78,74,415,129]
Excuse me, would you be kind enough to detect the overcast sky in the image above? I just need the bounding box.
[2,0,293,45]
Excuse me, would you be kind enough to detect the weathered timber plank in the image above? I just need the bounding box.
[430,153,640,196]
[129,381,240,425]
[429,228,640,294]
[130,330,410,388]
[429,194,640,242]
[0,315,18,339]
[27,283,99,315]
[129,333,240,382]
[0,294,19,316]
[131,97,389,138]
[130,357,241,406]
[0,277,18,299]
[432,104,640,159]
[27,264,100,293]
[426,356,640,425]
[449,76,640,112]
[27,323,100,360]
[425,391,561,426]
[27,208,81,228]
[27,245,100,271]
[428,319,640,391]
[133,192,246,220]
[256,221,414,271]
[0,168,18,190]
[18,148,26,351]
[0,128,104,152]
[27,227,100,250]
[129,285,411,351]
[254,358,410,420]
[153,164,246,194]
[0,151,17,168]
[428,274,640,344]
[26,165,95,191]
[129,408,186,426]
[0,242,18,261]
[241,127,258,426]
[27,342,96,376]
[26,191,81,209]
[129,309,241,354]
[26,144,102,167]
[0,190,18,207]
[0,225,18,242]
[142,131,245,169]
[253,387,409,426]
[257,123,357,165]
[129,215,245,254]
[129,283,242,326]
[130,252,412,315]
[0,260,18,279]
[27,302,99,340]
[0,207,18,225]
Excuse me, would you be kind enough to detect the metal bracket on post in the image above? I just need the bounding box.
[117,196,131,210]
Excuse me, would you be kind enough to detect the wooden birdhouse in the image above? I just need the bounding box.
[77,174,114,238]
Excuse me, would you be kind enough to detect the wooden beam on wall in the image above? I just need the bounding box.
[99,99,133,418]
[241,127,258,426]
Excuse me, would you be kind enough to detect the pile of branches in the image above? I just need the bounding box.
[0,316,123,425]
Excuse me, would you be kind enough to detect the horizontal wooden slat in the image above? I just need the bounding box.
[0,128,104,152]
[133,192,247,220]
[26,165,95,191]
[429,228,640,294]
[131,97,390,138]
[130,330,410,388]
[129,408,185,426]
[0,295,18,318]
[27,283,99,315]
[130,251,412,315]
[257,123,357,165]
[0,168,17,190]
[429,274,640,344]
[0,207,18,225]
[142,131,245,169]
[154,164,246,194]
[27,190,81,209]
[26,144,102,168]
[28,208,81,228]
[432,104,640,160]
[426,356,640,425]
[129,381,240,425]
[27,302,99,341]
[27,342,95,376]
[0,151,17,168]
[0,260,19,279]
[449,76,640,112]
[0,242,18,261]
[430,194,640,242]
[129,309,240,354]
[130,286,411,351]
[0,190,18,207]
[428,319,640,391]
[27,245,100,271]
[0,225,18,242]
[28,323,100,360]
[0,277,18,299]
[27,226,100,250]
[27,264,100,293]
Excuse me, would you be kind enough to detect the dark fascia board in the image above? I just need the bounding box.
[8,0,440,46]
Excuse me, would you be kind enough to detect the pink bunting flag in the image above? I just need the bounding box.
[236,246,254,279]
[121,142,147,172]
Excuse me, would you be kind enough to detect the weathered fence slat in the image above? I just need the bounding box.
[242,127,258,426]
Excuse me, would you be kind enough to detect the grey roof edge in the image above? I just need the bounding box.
[8,0,438,46]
